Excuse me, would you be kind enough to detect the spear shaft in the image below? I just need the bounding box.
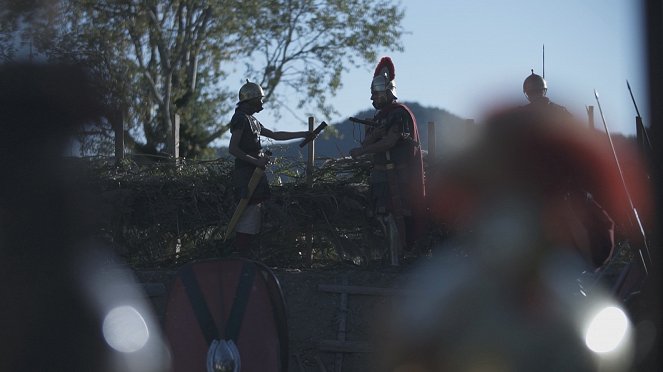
[626,80,655,153]
[626,80,642,118]
[594,90,652,273]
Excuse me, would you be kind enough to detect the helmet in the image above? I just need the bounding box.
[206,339,241,372]
[371,57,397,99]
[238,80,264,103]
[523,70,547,98]
[371,74,397,99]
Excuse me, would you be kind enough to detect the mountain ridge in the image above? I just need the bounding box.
[253,101,470,159]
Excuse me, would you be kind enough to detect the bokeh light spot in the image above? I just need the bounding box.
[585,306,629,353]
[102,305,150,353]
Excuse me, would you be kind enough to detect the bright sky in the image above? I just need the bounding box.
[222,0,648,144]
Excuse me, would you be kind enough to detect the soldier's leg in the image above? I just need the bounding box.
[384,213,402,266]
[233,203,262,258]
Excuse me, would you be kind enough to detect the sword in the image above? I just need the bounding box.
[349,116,380,127]
[594,90,652,273]
[384,151,407,265]
[224,151,270,241]
[299,121,328,148]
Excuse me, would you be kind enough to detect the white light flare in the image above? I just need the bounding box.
[584,306,630,353]
[102,305,150,353]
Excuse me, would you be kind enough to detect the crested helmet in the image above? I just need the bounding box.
[371,57,397,99]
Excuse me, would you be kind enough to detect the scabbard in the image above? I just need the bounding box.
[224,167,265,241]
[384,162,407,249]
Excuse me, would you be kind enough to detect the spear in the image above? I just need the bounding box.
[626,80,654,152]
[594,90,652,273]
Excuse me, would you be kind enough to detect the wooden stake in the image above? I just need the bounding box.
[427,121,435,159]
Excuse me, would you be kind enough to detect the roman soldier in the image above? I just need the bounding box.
[228,80,316,256]
[350,57,426,264]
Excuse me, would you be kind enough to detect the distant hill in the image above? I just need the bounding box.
[231,101,472,160]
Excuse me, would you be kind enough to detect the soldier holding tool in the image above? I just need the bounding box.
[227,80,317,256]
[349,57,426,264]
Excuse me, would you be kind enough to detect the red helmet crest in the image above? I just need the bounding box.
[374,56,395,81]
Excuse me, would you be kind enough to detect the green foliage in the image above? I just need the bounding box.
[1,0,406,158]
[241,0,405,119]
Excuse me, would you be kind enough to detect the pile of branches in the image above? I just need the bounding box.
[75,155,404,269]
[71,154,636,279]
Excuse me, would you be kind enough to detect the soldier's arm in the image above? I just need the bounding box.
[352,124,401,157]
[361,126,386,146]
[261,127,310,141]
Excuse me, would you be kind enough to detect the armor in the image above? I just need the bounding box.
[238,80,264,104]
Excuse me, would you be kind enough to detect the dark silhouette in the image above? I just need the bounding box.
[0,63,168,372]
[349,57,426,260]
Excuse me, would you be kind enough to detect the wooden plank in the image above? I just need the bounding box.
[294,352,306,372]
[314,355,328,372]
[318,340,375,353]
[317,284,408,297]
[335,276,348,372]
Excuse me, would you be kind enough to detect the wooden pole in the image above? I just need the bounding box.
[112,108,125,165]
[636,116,644,150]
[427,121,435,159]
[304,116,315,266]
[587,105,595,130]
[172,113,180,159]
[334,275,348,372]
[307,116,315,186]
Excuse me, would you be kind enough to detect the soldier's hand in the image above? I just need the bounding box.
[303,130,317,142]
[255,156,270,169]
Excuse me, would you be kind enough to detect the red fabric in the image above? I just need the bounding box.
[381,102,427,247]
[374,56,396,80]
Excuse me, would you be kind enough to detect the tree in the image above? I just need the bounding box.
[1,0,405,158]
[241,0,405,120]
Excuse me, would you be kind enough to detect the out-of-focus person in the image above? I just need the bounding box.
[0,62,170,372]
[373,105,652,372]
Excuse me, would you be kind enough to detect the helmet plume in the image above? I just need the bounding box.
[373,56,395,81]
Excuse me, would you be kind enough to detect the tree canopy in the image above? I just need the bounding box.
[1,0,405,158]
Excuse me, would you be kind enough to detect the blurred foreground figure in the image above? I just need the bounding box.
[0,63,170,371]
[375,107,651,371]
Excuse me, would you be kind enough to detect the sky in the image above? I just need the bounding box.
[220,0,648,145]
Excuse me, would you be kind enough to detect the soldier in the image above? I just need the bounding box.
[349,57,426,263]
[522,69,572,119]
[228,80,316,256]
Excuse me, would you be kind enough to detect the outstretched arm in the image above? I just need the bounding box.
[261,127,310,141]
